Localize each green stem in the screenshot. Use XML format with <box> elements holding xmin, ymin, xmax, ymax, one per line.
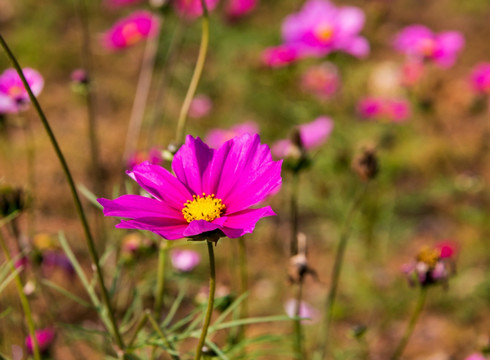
<box><xmin>146</xmin><ymin>310</ymin><xmax>180</xmax><ymax>360</ymax></box>
<box><xmin>0</xmin><ymin>34</ymin><xmax>125</xmax><ymax>353</ymax></box>
<box><xmin>154</xmin><ymin>242</ymin><xmax>168</xmax><ymax>316</ymax></box>
<box><xmin>238</xmin><ymin>236</ymin><xmax>248</xmax><ymax>342</ymax></box>
<box><xmin>290</xmin><ymin>171</ymin><xmax>300</xmax><ymax>256</ymax></box>
<box><xmin>293</xmin><ymin>280</ymin><xmax>304</xmax><ymax>359</ymax></box>
<box><xmin>0</xmin><ymin>231</ymin><xmax>41</xmax><ymax>360</ymax></box>
<box><xmin>175</xmin><ymin>0</ymin><xmax>209</xmax><ymax>145</ymax></box>
<box><xmin>194</xmin><ymin>240</ymin><xmax>216</xmax><ymax>360</ymax></box>
<box><xmin>391</xmin><ymin>287</ymin><xmax>428</xmax><ymax>360</ymax></box>
<box><xmin>320</xmin><ymin>183</ymin><xmax>369</xmax><ymax>359</ymax></box>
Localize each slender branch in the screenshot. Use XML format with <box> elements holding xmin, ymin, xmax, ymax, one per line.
<box><xmin>391</xmin><ymin>287</ymin><xmax>428</xmax><ymax>360</ymax></box>
<box><xmin>194</xmin><ymin>240</ymin><xmax>216</xmax><ymax>360</ymax></box>
<box><xmin>293</xmin><ymin>281</ymin><xmax>304</xmax><ymax>359</ymax></box>
<box><xmin>237</xmin><ymin>236</ymin><xmax>248</xmax><ymax>342</ymax></box>
<box><xmin>146</xmin><ymin>310</ymin><xmax>180</xmax><ymax>360</ymax></box>
<box><xmin>175</xmin><ymin>0</ymin><xmax>209</xmax><ymax>145</ymax></box>
<box><xmin>0</xmin><ymin>34</ymin><xmax>125</xmax><ymax>353</ymax></box>
<box><xmin>290</xmin><ymin>171</ymin><xmax>300</xmax><ymax>256</ymax></box>
<box><xmin>0</xmin><ymin>230</ymin><xmax>41</xmax><ymax>360</ymax></box>
<box><xmin>154</xmin><ymin>242</ymin><xmax>168</xmax><ymax>316</ymax></box>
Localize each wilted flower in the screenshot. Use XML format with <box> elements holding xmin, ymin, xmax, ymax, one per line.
<box><xmin>189</xmin><ymin>94</ymin><xmax>213</xmax><ymax>119</ymax></box>
<box><xmin>0</xmin><ymin>68</ymin><xmax>43</xmax><ymax>114</ymax></box>
<box><xmin>205</xmin><ymin>121</ymin><xmax>259</xmax><ymax>148</ymax></box>
<box><xmin>357</xmin><ymin>97</ymin><xmax>411</xmax><ymax>123</ymax></box>
<box><xmin>266</xmin><ymin>0</ymin><xmax>369</xmax><ymax>65</ymax></box>
<box><xmin>301</xmin><ymin>62</ymin><xmax>340</xmax><ymax>99</ymax></box>
<box><xmin>226</xmin><ymin>0</ymin><xmax>257</xmax><ymax>21</ymax></box>
<box><xmin>171</xmin><ymin>249</ymin><xmax>201</xmax><ymax>272</ymax></box>
<box><xmin>284</xmin><ymin>299</ymin><xmax>319</xmax><ymax>324</ymax></box>
<box><xmin>393</xmin><ymin>25</ymin><xmax>465</xmax><ymax>68</ymax></box>
<box><xmin>174</xmin><ymin>0</ymin><xmax>219</xmax><ymax>20</ymax></box>
<box><xmin>101</xmin><ymin>11</ymin><xmax>160</xmax><ymax>51</ymax></box>
<box><xmin>99</xmin><ymin>134</ymin><xmax>282</xmax><ymax>241</ymax></box>
<box><xmin>25</xmin><ymin>328</ymin><xmax>55</xmax><ymax>354</ymax></box>
<box><xmin>272</xmin><ymin>116</ymin><xmax>334</xmax><ymax>159</ymax></box>
<box><xmin>127</xmin><ymin>147</ymin><xmax>163</xmax><ymax>171</ymax></box>
<box><xmin>402</xmin><ymin>242</ymin><xmax>457</xmax><ymax>287</ymax></box>
<box><xmin>469</xmin><ymin>63</ymin><xmax>490</xmax><ymax>94</ymax></box>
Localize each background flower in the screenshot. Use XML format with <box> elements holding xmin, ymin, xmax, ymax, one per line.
<box><xmin>171</xmin><ymin>249</ymin><xmax>201</xmax><ymax>271</ymax></box>
<box><xmin>25</xmin><ymin>328</ymin><xmax>55</xmax><ymax>354</ymax></box>
<box><xmin>301</xmin><ymin>62</ymin><xmax>340</xmax><ymax>99</ymax></box>
<box><xmin>470</xmin><ymin>62</ymin><xmax>490</xmax><ymax>94</ymax></box>
<box><xmin>0</xmin><ymin>68</ymin><xmax>43</xmax><ymax>114</ymax></box>
<box><xmin>205</xmin><ymin>121</ymin><xmax>259</xmax><ymax>148</ymax></box>
<box><xmin>174</xmin><ymin>0</ymin><xmax>220</xmax><ymax>20</ymax></box>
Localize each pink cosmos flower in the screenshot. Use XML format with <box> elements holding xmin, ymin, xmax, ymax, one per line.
<box><xmin>171</xmin><ymin>249</ymin><xmax>201</xmax><ymax>271</ymax></box>
<box><xmin>465</xmin><ymin>354</ymin><xmax>486</xmax><ymax>360</ymax></box>
<box><xmin>284</xmin><ymin>299</ymin><xmax>319</xmax><ymax>324</ymax></box>
<box><xmin>279</xmin><ymin>0</ymin><xmax>369</xmax><ymax>61</ymax></box>
<box><xmin>98</xmin><ymin>134</ymin><xmax>282</xmax><ymax>240</ymax></box>
<box><xmin>357</xmin><ymin>97</ymin><xmax>411</xmax><ymax>123</ymax></box>
<box><xmin>261</xmin><ymin>45</ymin><xmax>300</xmax><ymax>68</ymax></box>
<box><xmin>393</xmin><ymin>25</ymin><xmax>465</xmax><ymax>68</ymax></box>
<box><xmin>400</xmin><ymin>60</ymin><xmax>425</xmax><ymax>87</ymax></box>
<box><xmin>101</xmin><ymin>11</ymin><xmax>160</xmax><ymax>51</ymax></box>
<box><xmin>127</xmin><ymin>147</ymin><xmax>163</xmax><ymax>171</ymax></box>
<box><xmin>174</xmin><ymin>0</ymin><xmax>220</xmax><ymax>20</ymax></box>
<box><xmin>272</xmin><ymin>116</ymin><xmax>334</xmax><ymax>158</ymax></box>
<box><xmin>205</xmin><ymin>121</ymin><xmax>259</xmax><ymax>148</ymax></box>
<box><xmin>226</xmin><ymin>0</ymin><xmax>257</xmax><ymax>21</ymax></box>
<box><xmin>104</xmin><ymin>0</ymin><xmax>144</xmax><ymax>8</ymax></box>
<box><xmin>469</xmin><ymin>63</ymin><xmax>490</xmax><ymax>94</ymax></box>
<box><xmin>189</xmin><ymin>94</ymin><xmax>213</xmax><ymax>118</ymax></box>
<box><xmin>25</xmin><ymin>328</ymin><xmax>55</xmax><ymax>354</ymax></box>
<box><xmin>301</xmin><ymin>62</ymin><xmax>340</xmax><ymax>99</ymax></box>
<box><xmin>0</xmin><ymin>68</ymin><xmax>44</xmax><ymax>114</ymax></box>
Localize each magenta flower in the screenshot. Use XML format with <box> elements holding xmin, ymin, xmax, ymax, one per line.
<box><xmin>25</xmin><ymin>328</ymin><xmax>55</xmax><ymax>354</ymax></box>
<box><xmin>393</xmin><ymin>25</ymin><xmax>465</xmax><ymax>68</ymax></box>
<box><xmin>174</xmin><ymin>0</ymin><xmax>220</xmax><ymax>20</ymax></box>
<box><xmin>400</xmin><ymin>60</ymin><xmax>425</xmax><ymax>87</ymax></box>
<box><xmin>127</xmin><ymin>147</ymin><xmax>163</xmax><ymax>171</ymax></box>
<box><xmin>279</xmin><ymin>0</ymin><xmax>369</xmax><ymax>61</ymax></box>
<box><xmin>101</xmin><ymin>11</ymin><xmax>160</xmax><ymax>51</ymax></box>
<box><xmin>465</xmin><ymin>354</ymin><xmax>486</xmax><ymax>360</ymax></box>
<box><xmin>98</xmin><ymin>134</ymin><xmax>282</xmax><ymax>240</ymax></box>
<box><xmin>171</xmin><ymin>249</ymin><xmax>201</xmax><ymax>271</ymax></box>
<box><xmin>284</xmin><ymin>299</ymin><xmax>319</xmax><ymax>324</ymax></box>
<box><xmin>261</xmin><ymin>45</ymin><xmax>300</xmax><ymax>68</ymax></box>
<box><xmin>205</xmin><ymin>121</ymin><xmax>259</xmax><ymax>148</ymax></box>
<box><xmin>189</xmin><ymin>94</ymin><xmax>213</xmax><ymax>119</ymax></box>
<box><xmin>357</xmin><ymin>97</ymin><xmax>411</xmax><ymax>123</ymax></box>
<box><xmin>272</xmin><ymin>116</ymin><xmax>334</xmax><ymax>158</ymax></box>
<box><xmin>226</xmin><ymin>0</ymin><xmax>257</xmax><ymax>21</ymax></box>
<box><xmin>301</xmin><ymin>62</ymin><xmax>340</xmax><ymax>99</ymax></box>
<box><xmin>470</xmin><ymin>63</ymin><xmax>490</xmax><ymax>94</ymax></box>
<box><xmin>0</xmin><ymin>68</ymin><xmax>44</xmax><ymax>114</ymax></box>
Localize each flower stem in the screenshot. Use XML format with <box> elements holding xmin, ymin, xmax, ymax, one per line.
<box><xmin>145</xmin><ymin>309</ymin><xmax>180</xmax><ymax>360</ymax></box>
<box><xmin>238</xmin><ymin>236</ymin><xmax>248</xmax><ymax>341</ymax></box>
<box><xmin>0</xmin><ymin>230</ymin><xmax>41</xmax><ymax>360</ymax></box>
<box><xmin>175</xmin><ymin>0</ymin><xmax>209</xmax><ymax>145</ymax></box>
<box><xmin>290</xmin><ymin>171</ymin><xmax>300</xmax><ymax>256</ymax></box>
<box><xmin>0</xmin><ymin>34</ymin><xmax>125</xmax><ymax>353</ymax></box>
<box><xmin>320</xmin><ymin>183</ymin><xmax>369</xmax><ymax>359</ymax></box>
<box><xmin>293</xmin><ymin>280</ymin><xmax>304</xmax><ymax>359</ymax></box>
<box><xmin>391</xmin><ymin>287</ymin><xmax>428</xmax><ymax>360</ymax></box>
<box><xmin>194</xmin><ymin>240</ymin><xmax>216</xmax><ymax>360</ymax></box>
<box><xmin>154</xmin><ymin>241</ymin><xmax>168</xmax><ymax>316</ymax></box>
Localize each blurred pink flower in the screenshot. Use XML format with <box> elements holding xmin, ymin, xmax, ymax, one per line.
<box><xmin>261</xmin><ymin>45</ymin><xmax>300</xmax><ymax>68</ymax></box>
<box><xmin>174</xmin><ymin>0</ymin><xmax>219</xmax><ymax>20</ymax></box>
<box><xmin>393</xmin><ymin>25</ymin><xmax>464</xmax><ymax>68</ymax></box>
<box><xmin>70</xmin><ymin>68</ymin><xmax>89</xmax><ymax>85</ymax></box>
<box><xmin>189</xmin><ymin>94</ymin><xmax>213</xmax><ymax>118</ymax></box>
<box><xmin>301</xmin><ymin>62</ymin><xmax>340</xmax><ymax>99</ymax></box>
<box><xmin>104</xmin><ymin>0</ymin><xmax>144</xmax><ymax>8</ymax></box>
<box><xmin>25</xmin><ymin>328</ymin><xmax>55</xmax><ymax>354</ymax></box>
<box><xmin>284</xmin><ymin>299</ymin><xmax>319</xmax><ymax>324</ymax></box>
<box><xmin>226</xmin><ymin>0</ymin><xmax>257</xmax><ymax>21</ymax></box>
<box><xmin>42</xmin><ymin>251</ymin><xmax>75</xmax><ymax>278</ymax></box>
<box><xmin>101</xmin><ymin>11</ymin><xmax>160</xmax><ymax>51</ymax></box>
<box><xmin>465</xmin><ymin>354</ymin><xmax>486</xmax><ymax>360</ymax></box>
<box><xmin>435</xmin><ymin>240</ymin><xmax>457</xmax><ymax>259</ymax></box>
<box><xmin>0</xmin><ymin>68</ymin><xmax>44</xmax><ymax>114</ymax></box>
<box><xmin>272</xmin><ymin>116</ymin><xmax>334</xmax><ymax>158</ymax></box>
<box><xmin>205</xmin><ymin>121</ymin><xmax>259</xmax><ymax>148</ymax></box>
<box><xmin>127</xmin><ymin>147</ymin><xmax>163</xmax><ymax>171</ymax></box>
<box><xmin>171</xmin><ymin>249</ymin><xmax>201</xmax><ymax>272</ymax></box>
<box><xmin>276</xmin><ymin>0</ymin><xmax>369</xmax><ymax>62</ymax></box>
<box><xmin>400</xmin><ymin>60</ymin><xmax>425</xmax><ymax>87</ymax></box>
<box><xmin>469</xmin><ymin>63</ymin><xmax>490</xmax><ymax>94</ymax></box>
<box><xmin>357</xmin><ymin>97</ymin><xmax>411</xmax><ymax>123</ymax></box>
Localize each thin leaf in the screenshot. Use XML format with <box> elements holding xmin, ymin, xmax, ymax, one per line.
<box><xmin>41</xmin><ymin>279</ymin><xmax>93</xmax><ymax>308</ymax></box>
<box><xmin>77</xmin><ymin>184</ymin><xmax>102</xmax><ymax>209</ymax></box>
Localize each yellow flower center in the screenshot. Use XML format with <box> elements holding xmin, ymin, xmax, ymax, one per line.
<box><xmin>419</xmin><ymin>38</ymin><xmax>436</xmax><ymax>57</ymax></box>
<box><xmin>314</xmin><ymin>23</ymin><xmax>334</xmax><ymax>43</ymax></box>
<box><xmin>182</xmin><ymin>193</ymin><xmax>226</xmax><ymax>223</ymax></box>
<box><xmin>416</xmin><ymin>246</ymin><xmax>440</xmax><ymax>268</ymax></box>
<box><xmin>8</xmin><ymin>85</ymin><xmax>23</xmax><ymax>98</ymax></box>
<box><xmin>122</xmin><ymin>23</ymin><xmax>142</xmax><ymax>46</ymax></box>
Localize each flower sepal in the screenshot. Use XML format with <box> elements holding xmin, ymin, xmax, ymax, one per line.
<box><xmin>186</xmin><ymin>229</ymin><xmax>225</xmax><ymax>244</ymax></box>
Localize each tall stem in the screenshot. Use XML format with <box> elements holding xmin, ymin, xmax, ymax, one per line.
<box><xmin>293</xmin><ymin>280</ymin><xmax>304</xmax><ymax>359</ymax></box>
<box><xmin>0</xmin><ymin>231</ymin><xmax>41</xmax><ymax>360</ymax></box>
<box><xmin>175</xmin><ymin>0</ymin><xmax>209</xmax><ymax>145</ymax></box>
<box><xmin>0</xmin><ymin>35</ymin><xmax>125</xmax><ymax>353</ymax></box>
<box><xmin>237</xmin><ymin>236</ymin><xmax>248</xmax><ymax>342</ymax></box>
<box><xmin>154</xmin><ymin>241</ymin><xmax>168</xmax><ymax>316</ymax></box>
<box><xmin>391</xmin><ymin>287</ymin><xmax>428</xmax><ymax>360</ymax></box>
<box><xmin>290</xmin><ymin>171</ymin><xmax>300</xmax><ymax>256</ymax></box>
<box><xmin>194</xmin><ymin>240</ymin><xmax>216</xmax><ymax>360</ymax></box>
<box><xmin>320</xmin><ymin>183</ymin><xmax>368</xmax><ymax>359</ymax></box>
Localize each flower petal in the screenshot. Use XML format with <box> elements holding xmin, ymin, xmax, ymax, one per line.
<box><xmin>182</xmin><ymin>218</ymin><xmax>226</xmax><ymax>237</ymax></box>
<box><xmin>116</xmin><ymin>217</ymin><xmax>187</xmax><ymax>240</ymax></box>
<box><xmin>220</xmin><ymin>206</ymin><xmax>276</xmax><ymax>238</ymax></box>
<box><xmin>129</xmin><ymin>162</ymin><xmax>192</xmax><ymax>210</ymax></box>
<box><xmin>98</xmin><ymin>195</ymin><xmax>182</xmax><ymax>220</ymax></box>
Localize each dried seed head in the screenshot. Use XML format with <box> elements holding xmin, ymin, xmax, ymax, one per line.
<box><xmin>352</xmin><ymin>145</ymin><xmax>379</xmax><ymax>181</ymax></box>
<box><xmin>0</xmin><ymin>186</ymin><xmax>28</xmax><ymax>217</ymax></box>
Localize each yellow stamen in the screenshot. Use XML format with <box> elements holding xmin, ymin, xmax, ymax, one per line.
<box><xmin>419</xmin><ymin>38</ymin><xmax>436</xmax><ymax>57</ymax></box>
<box><xmin>416</xmin><ymin>246</ymin><xmax>440</xmax><ymax>268</ymax></box>
<box><xmin>314</xmin><ymin>23</ymin><xmax>334</xmax><ymax>43</ymax></box>
<box><xmin>182</xmin><ymin>193</ymin><xmax>226</xmax><ymax>223</ymax></box>
<box><xmin>8</xmin><ymin>85</ymin><xmax>23</xmax><ymax>97</ymax></box>
<box><xmin>122</xmin><ymin>23</ymin><xmax>142</xmax><ymax>46</ymax></box>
